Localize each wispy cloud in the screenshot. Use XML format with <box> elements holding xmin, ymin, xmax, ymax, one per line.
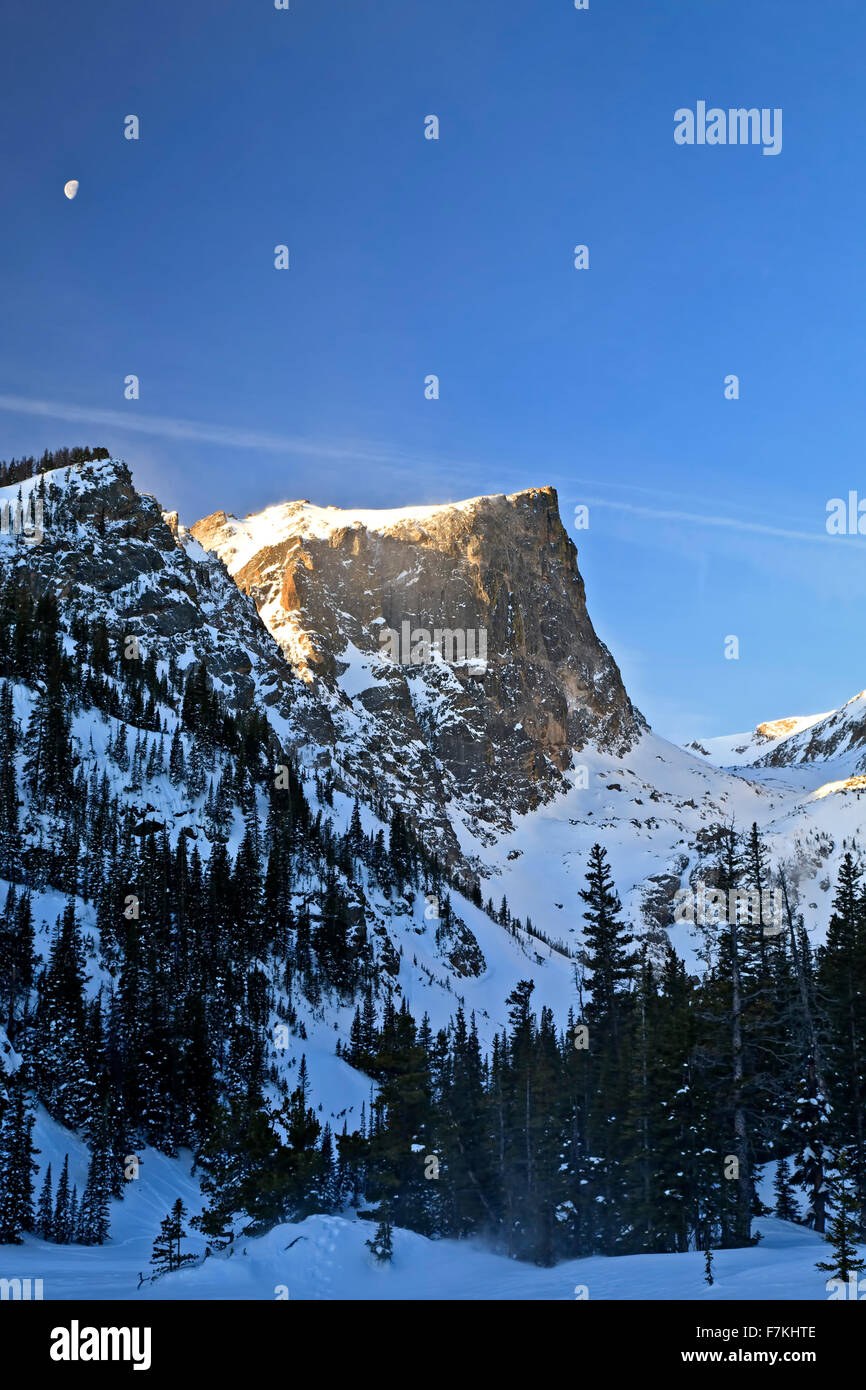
<box><xmin>0</xmin><ymin>395</ymin><xmax>848</xmax><ymax>549</ymax></box>
<box><xmin>0</xmin><ymin>393</ymin><xmax>429</xmax><ymax>471</ymax></box>
<box><xmin>578</xmin><ymin>496</ymin><xmax>839</xmax><ymax>546</ymax></box>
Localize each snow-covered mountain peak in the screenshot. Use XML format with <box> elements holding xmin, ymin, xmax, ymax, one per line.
<box><xmin>688</xmin><ymin>688</ymin><xmax>866</xmax><ymax>774</ymax></box>
<box><xmin>686</xmin><ymin>711</ymin><xmax>832</xmax><ymax>769</ymax></box>
<box><xmin>195</xmin><ymin>486</ymin><xmax>563</xmax><ymax>570</ymax></box>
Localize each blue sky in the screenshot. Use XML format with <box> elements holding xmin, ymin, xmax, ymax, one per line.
<box><xmin>1</xmin><ymin>0</ymin><xmax>865</xmax><ymax>742</ymax></box>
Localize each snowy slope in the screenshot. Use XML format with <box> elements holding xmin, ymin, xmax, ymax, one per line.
<box><xmin>3</xmin><ymin>1110</ymin><xmax>852</xmax><ymax>1301</ymax></box>
<box><xmin>6</xmin><ymin>1212</ymin><xmax>845</xmax><ymax>1302</ymax></box>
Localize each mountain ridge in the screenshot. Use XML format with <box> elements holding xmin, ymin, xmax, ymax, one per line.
<box><xmin>14</xmin><ymin>455</ymin><xmax>856</xmax><ymax>949</ymax></box>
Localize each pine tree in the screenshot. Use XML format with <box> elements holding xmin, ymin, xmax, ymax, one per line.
<box><xmin>23</xmin><ymin>679</ymin><xmax>75</xmax><ymax>808</ymax></box>
<box><xmin>167</xmin><ymin>1197</ymin><xmax>195</xmax><ymax>1268</ymax></box>
<box><xmin>36</xmin><ymin>1163</ymin><xmax>54</xmax><ymax>1239</ymax></box>
<box><xmin>579</xmin><ymin>844</ymin><xmax>637</xmax><ymax>1045</ymax></box>
<box><xmin>0</xmin><ymin>680</ymin><xmax>20</xmax><ymax>875</ymax></box>
<box><xmin>577</xmin><ymin>846</ymin><xmax>638</xmax><ymax>1256</ymax></box>
<box><xmin>35</xmin><ymin>901</ymin><xmax>92</xmax><ymax>1127</ymax></box>
<box><xmin>0</xmin><ymin>886</ymin><xmax>35</xmax><ymax>1046</ymax></box>
<box><xmin>78</xmin><ymin>1135</ymin><xmax>112</xmax><ymax>1245</ymax></box>
<box><xmin>741</xmin><ymin>821</ymin><xmax>772</xmax><ymax>982</ymax></box>
<box><xmin>702</xmin><ymin>822</ymin><xmax>756</xmax><ymax>1249</ymax></box>
<box><xmin>68</xmin><ymin>1185</ymin><xmax>79</xmax><ymax>1243</ymax></box>
<box><xmin>388</xmin><ymin>808</ymin><xmax>413</xmax><ymax>892</ymax></box>
<box><xmin>111</xmin><ymin>723</ymin><xmax>129</xmax><ymax>772</ymax></box>
<box><xmin>314</xmin><ymin>1123</ymin><xmax>341</xmax><ymax>1213</ymax></box>
<box><xmin>0</xmin><ymin>1079</ymin><xmax>38</xmax><ymax>1242</ymax></box>
<box><xmin>789</xmin><ymin>1058</ymin><xmax>832</xmax><ymax>1234</ymax></box>
<box><xmin>773</xmin><ymin>1157</ymin><xmax>798</xmax><ymax>1223</ymax></box>
<box><xmin>816</xmin><ymin>1151</ymin><xmax>866</xmax><ymax>1283</ymax></box>
<box><xmin>151</xmin><ymin>1211</ymin><xmax>177</xmax><ymax>1274</ymax></box>
<box><xmin>151</xmin><ymin>1198</ymin><xmax>195</xmax><ymax>1274</ymax></box>
<box><xmin>348</xmin><ymin>799</ymin><xmax>363</xmax><ymax>852</ymax></box>
<box><xmin>817</xmin><ymin>855</ymin><xmax>866</xmax><ymax>1237</ymax></box>
<box><xmin>168</xmin><ymin>727</ymin><xmax>186</xmax><ymax>784</ymax></box>
<box><xmin>53</xmin><ymin>1153</ymin><xmax>72</xmax><ymax>1244</ymax></box>
<box><xmin>366</xmin><ymin>1216</ymin><xmax>393</xmax><ymax>1264</ymax></box>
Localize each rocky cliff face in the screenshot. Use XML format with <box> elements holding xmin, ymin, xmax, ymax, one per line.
<box><xmin>192</xmin><ymin>487</ymin><xmax>645</xmax><ymax>860</ymax></box>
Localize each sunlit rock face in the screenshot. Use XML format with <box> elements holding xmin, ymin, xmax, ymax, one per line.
<box><xmin>192</xmin><ymin>486</ymin><xmax>645</xmax><ymax>865</ymax></box>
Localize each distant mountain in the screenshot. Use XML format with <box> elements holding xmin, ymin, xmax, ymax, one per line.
<box><xmin>688</xmin><ymin>693</ymin><xmax>866</xmax><ymax>773</ymax></box>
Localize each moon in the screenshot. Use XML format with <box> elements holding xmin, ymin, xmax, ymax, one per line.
<box><xmin>64</xmin><ymin>180</ymin><xmax>79</xmax><ymax>200</ymax></box>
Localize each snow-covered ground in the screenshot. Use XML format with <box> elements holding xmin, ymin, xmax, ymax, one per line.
<box><xmin>1</xmin><ymin>1111</ymin><xmax>852</xmax><ymax>1301</ymax></box>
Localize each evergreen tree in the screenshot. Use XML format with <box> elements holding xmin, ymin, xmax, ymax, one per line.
<box><xmin>816</xmin><ymin>1151</ymin><xmax>866</xmax><ymax>1284</ymax></box>
<box><xmin>36</xmin><ymin>1163</ymin><xmax>54</xmax><ymax>1240</ymax></box>
<box><xmin>788</xmin><ymin>1058</ymin><xmax>832</xmax><ymax>1234</ymax></box>
<box><xmin>151</xmin><ymin>1198</ymin><xmax>195</xmax><ymax>1274</ymax></box>
<box><xmin>53</xmin><ymin>1153</ymin><xmax>72</xmax><ymax>1244</ymax></box>
<box><xmin>0</xmin><ymin>886</ymin><xmax>35</xmax><ymax>1046</ymax></box>
<box><xmin>817</xmin><ymin>855</ymin><xmax>866</xmax><ymax>1236</ymax></box>
<box><xmin>35</xmin><ymin>902</ymin><xmax>92</xmax><ymax>1127</ymax></box>
<box><xmin>68</xmin><ymin>1184</ymin><xmax>79</xmax><ymax>1243</ymax></box>
<box><xmin>168</xmin><ymin>727</ymin><xmax>186</xmax><ymax>784</ymax></box>
<box><xmin>577</xmin><ymin>846</ymin><xmax>638</xmax><ymax>1255</ymax></box>
<box><xmin>0</xmin><ymin>1079</ymin><xmax>38</xmax><ymax>1242</ymax></box>
<box><xmin>366</xmin><ymin>1215</ymin><xmax>393</xmax><ymax>1264</ymax></box>
<box><xmin>579</xmin><ymin>844</ymin><xmax>637</xmax><ymax>1044</ymax></box>
<box><xmin>23</xmin><ymin>680</ymin><xmax>75</xmax><ymax>809</ymax></box>
<box><xmin>773</xmin><ymin>1157</ymin><xmax>799</xmax><ymax>1223</ymax></box>
<box><xmin>0</xmin><ymin>680</ymin><xmax>20</xmax><ymax>875</ymax></box>
<box><xmin>78</xmin><ymin>1133</ymin><xmax>112</xmax><ymax>1245</ymax></box>
<box><xmin>701</xmin><ymin>823</ymin><xmax>757</xmax><ymax>1248</ymax></box>
<box><xmin>704</xmin><ymin>1240</ymin><xmax>714</xmax><ymax>1287</ymax></box>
